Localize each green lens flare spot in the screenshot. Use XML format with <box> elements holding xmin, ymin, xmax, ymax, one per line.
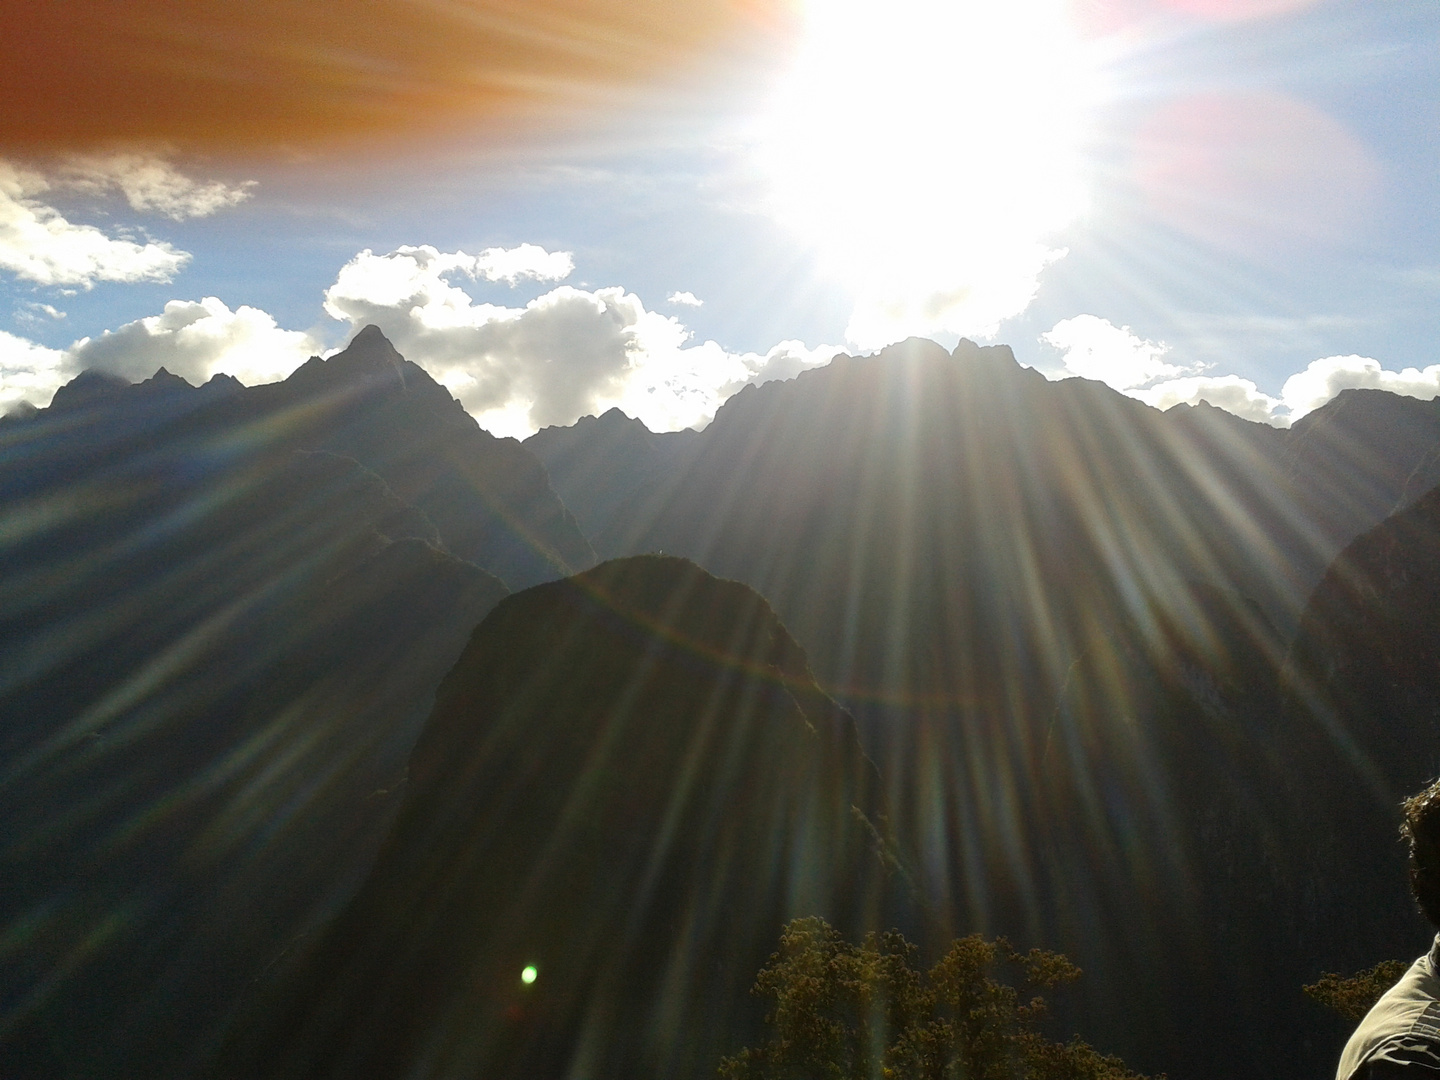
<box><xmin>521</xmin><ymin>965</ymin><xmax>538</xmax><ymax>985</ymax></box>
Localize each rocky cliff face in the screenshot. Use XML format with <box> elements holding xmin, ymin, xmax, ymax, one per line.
<box><xmin>1290</xmin><ymin>483</ymin><xmax>1440</xmax><ymax>760</ymax></box>
<box><xmin>236</xmin><ymin>555</ymin><xmax>907</xmax><ymax>1080</ymax></box>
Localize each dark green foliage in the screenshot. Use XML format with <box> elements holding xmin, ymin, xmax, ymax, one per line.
<box><xmin>1303</xmin><ymin>960</ymin><xmax>1410</xmax><ymax>1023</ymax></box>
<box><xmin>720</xmin><ymin>918</ymin><xmax>1156</xmax><ymax>1080</ymax></box>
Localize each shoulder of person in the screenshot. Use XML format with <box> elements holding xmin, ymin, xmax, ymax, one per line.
<box><xmin>1359</xmin><ymin>1034</ymin><xmax>1440</xmax><ymax>1078</ymax></box>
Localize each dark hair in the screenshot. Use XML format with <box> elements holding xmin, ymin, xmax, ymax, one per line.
<box><xmin>1402</xmin><ymin>780</ymin><xmax>1440</xmax><ymax>929</ymax></box>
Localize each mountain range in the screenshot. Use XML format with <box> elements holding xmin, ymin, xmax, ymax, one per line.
<box><xmin>3</xmin><ymin>327</ymin><xmax>1440</xmax><ymax>1079</ymax></box>
<box><xmin>524</xmin><ymin>336</ymin><xmax>1440</xmax><ymax>1076</ymax></box>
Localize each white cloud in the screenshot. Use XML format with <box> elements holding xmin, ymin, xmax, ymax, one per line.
<box><xmin>848</xmin><ymin>243</ymin><xmax>1065</xmax><ymax>349</ymax></box>
<box><xmin>1041</xmin><ymin>315</ymin><xmax>1186</xmax><ymax>390</ymax></box>
<box><xmin>1040</xmin><ymin>316</ymin><xmax>1440</xmax><ymax>427</ymax></box>
<box><xmin>740</xmin><ymin>340</ymin><xmax>839</xmax><ymax>388</ymax></box>
<box><xmin>15</xmin><ymin>301</ymin><xmax>67</xmax><ymax>324</ymax></box>
<box><xmin>1280</xmin><ymin>354</ymin><xmax>1440</xmax><ymax>420</ymax></box>
<box><xmin>1040</xmin><ymin>314</ymin><xmax>1291</xmax><ymax>424</ymax></box>
<box><xmin>323</xmin><ymin>245</ymin><xmax>836</xmax><ymax>436</ymax></box>
<box><xmin>1137</xmin><ymin>375</ymin><xmax>1285</xmax><ymax>425</ymax></box>
<box><xmin>61</xmin><ymin>155</ymin><xmax>255</xmax><ymax>220</ymax></box>
<box><xmin>69</xmin><ymin>297</ymin><xmax>322</xmax><ymax>386</ymax></box>
<box><xmin>0</xmin><ymin>161</ymin><xmax>188</xmax><ymax>287</ymax></box>
<box><xmin>0</xmin><ymin>330</ymin><xmax>68</xmax><ymax>414</ymax></box>
<box><xmin>324</xmin><ymin>244</ymin><xmax>571</xmax><ymax>306</ymax></box>
<box><xmin>667</xmin><ymin>291</ymin><xmax>703</xmax><ymax>307</ymax></box>
<box><xmin>473</xmin><ymin>243</ymin><xmax>574</xmax><ymax>285</ymax></box>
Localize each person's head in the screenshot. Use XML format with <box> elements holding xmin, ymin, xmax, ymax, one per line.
<box><xmin>1402</xmin><ymin>779</ymin><xmax>1440</xmax><ymax>928</ymax></box>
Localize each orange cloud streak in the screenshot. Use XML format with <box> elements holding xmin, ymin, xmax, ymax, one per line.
<box><xmin>0</xmin><ymin>0</ymin><xmax>796</xmax><ymax>156</ymax></box>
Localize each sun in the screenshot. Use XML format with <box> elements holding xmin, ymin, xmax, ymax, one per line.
<box><xmin>753</xmin><ymin>0</ymin><xmax>1102</xmax><ymax>347</ymax></box>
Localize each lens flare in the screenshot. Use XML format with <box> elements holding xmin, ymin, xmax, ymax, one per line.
<box><xmin>1130</xmin><ymin>91</ymin><xmax>1380</xmax><ymax>256</ymax></box>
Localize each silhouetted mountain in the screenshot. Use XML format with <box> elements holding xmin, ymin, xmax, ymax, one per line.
<box><xmin>0</xmin><ymin>335</ymin><xmax>529</xmax><ymax>1077</ymax></box>
<box><xmin>47</xmin><ymin>366</ymin><xmax>131</xmax><ymax>411</ymax></box>
<box><xmin>9</xmin><ymin>326</ymin><xmax>1440</xmax><ymax>1080</ymax></box>
<box><xmin>533</xmin><ymin>338</ymin><xmax>1440</xmax><ymax>1079</ymax></box>
<box><xmin>232</xmin><ymin>556</ymin><xmax>907</xmax><ymax>1080</ymax></box>
<box><xmin>5</xmin><ymin>324</ymin><xmax>593</xmax><ymax>590</ymax></box>
<box><xmin>525</xmin><ymin>406</ymin><xmax>699</xmax><ymax>549</ymax></box>
<box><xmin>0</xmin><ymin>399</ymin><xmax>38</xmax><ymax>423</ymax></box>
<box><xmin>590</xmin><ymin>342</ymin><xmax>1437</xmax><ymax>687</ymax></box>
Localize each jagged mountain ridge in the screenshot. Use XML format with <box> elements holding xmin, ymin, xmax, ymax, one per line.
<box><xmin>525</xmin><ymin>337</ymin><xmax>1440</xmax><ymax>1080</ymax></box>
<box><xmin>7</xmin><ymin>323</ymin><xmax>594</xmax><ymax>591</ymax></box>
<box><xmin>541</xmin><ymin>340</ymin><xmax>1438</xmax><ymax>656</ymax></box>
<box><xmin>526</xmin><ymin>406</ymin><xmax>700</xmax><ymax>546</ymax></box>
<box><xmin>528</xmin><ymin>338</ymin><xmax>1440</xmax><ymax>767</ymax></box>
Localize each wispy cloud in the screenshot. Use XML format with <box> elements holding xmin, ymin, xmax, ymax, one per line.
<box><xmin>0</xmin><ymin>161</ymin><xmax>188</xmax><ymax>287</ymax></box>
<box><xmin>15</xmin><ymin>301</ymin><xmax>67</xmax><ymax>324</ymax></box>
<box><xmin>59</xmin><ymin>154</ymin><xmax>255</xmax><ymax>220</ymax></box>
<box><xmin>667</xmin><ymin>291</ymin><xmax>703</xmax><ymax>307</ymax></box>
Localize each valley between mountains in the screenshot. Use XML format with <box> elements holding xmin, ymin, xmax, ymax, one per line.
<box><xmin>3</xmin><ymin>327</ymin><xmax>1439</xmax><ymax>1080</ymax></box>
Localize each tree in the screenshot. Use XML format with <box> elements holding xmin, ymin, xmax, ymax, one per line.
<box><xmin>1304</xmin><ymin>960</ymin><xmax>1410</xmax><ymax>1023</ymax></box>
<box><xmin>719</xmin><ymin>917</ymin><xmax>1158</xmax><ymax>1080</ymax></box>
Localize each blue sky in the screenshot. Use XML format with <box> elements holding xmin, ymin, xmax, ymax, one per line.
<box><xmin>2</xmin><ymin>0</ymin><xmax>1438</xmax><ymax>434</ymax></box>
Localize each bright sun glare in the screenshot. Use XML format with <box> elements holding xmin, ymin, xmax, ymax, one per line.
<box><xmin>757</xmin><ymin>0</ymin><xmax>1101</xmax><ymax>347</ymax></box>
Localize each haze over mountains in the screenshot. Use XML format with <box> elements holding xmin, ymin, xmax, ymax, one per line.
<box><xmin>3</xmin><ymin>327</ymin><xmax>1440</xmax><ymax>1080</ymax></box>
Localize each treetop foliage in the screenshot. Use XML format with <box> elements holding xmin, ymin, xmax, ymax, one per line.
<box><xmin>1303</xmin><ymin>959</ymin><xmax>1410</xmax><ymax>1023</ymax></box>
<box><xmin>719</xmin><ymin>917</ymin><xmax>1159</xmax><ymax>1080</ymax></box>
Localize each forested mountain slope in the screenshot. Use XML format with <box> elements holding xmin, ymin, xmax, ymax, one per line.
<box><xmin>231</xmin><ymin>556</ymin><xmax>909</xmax><ymax>1080</ymax></box>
